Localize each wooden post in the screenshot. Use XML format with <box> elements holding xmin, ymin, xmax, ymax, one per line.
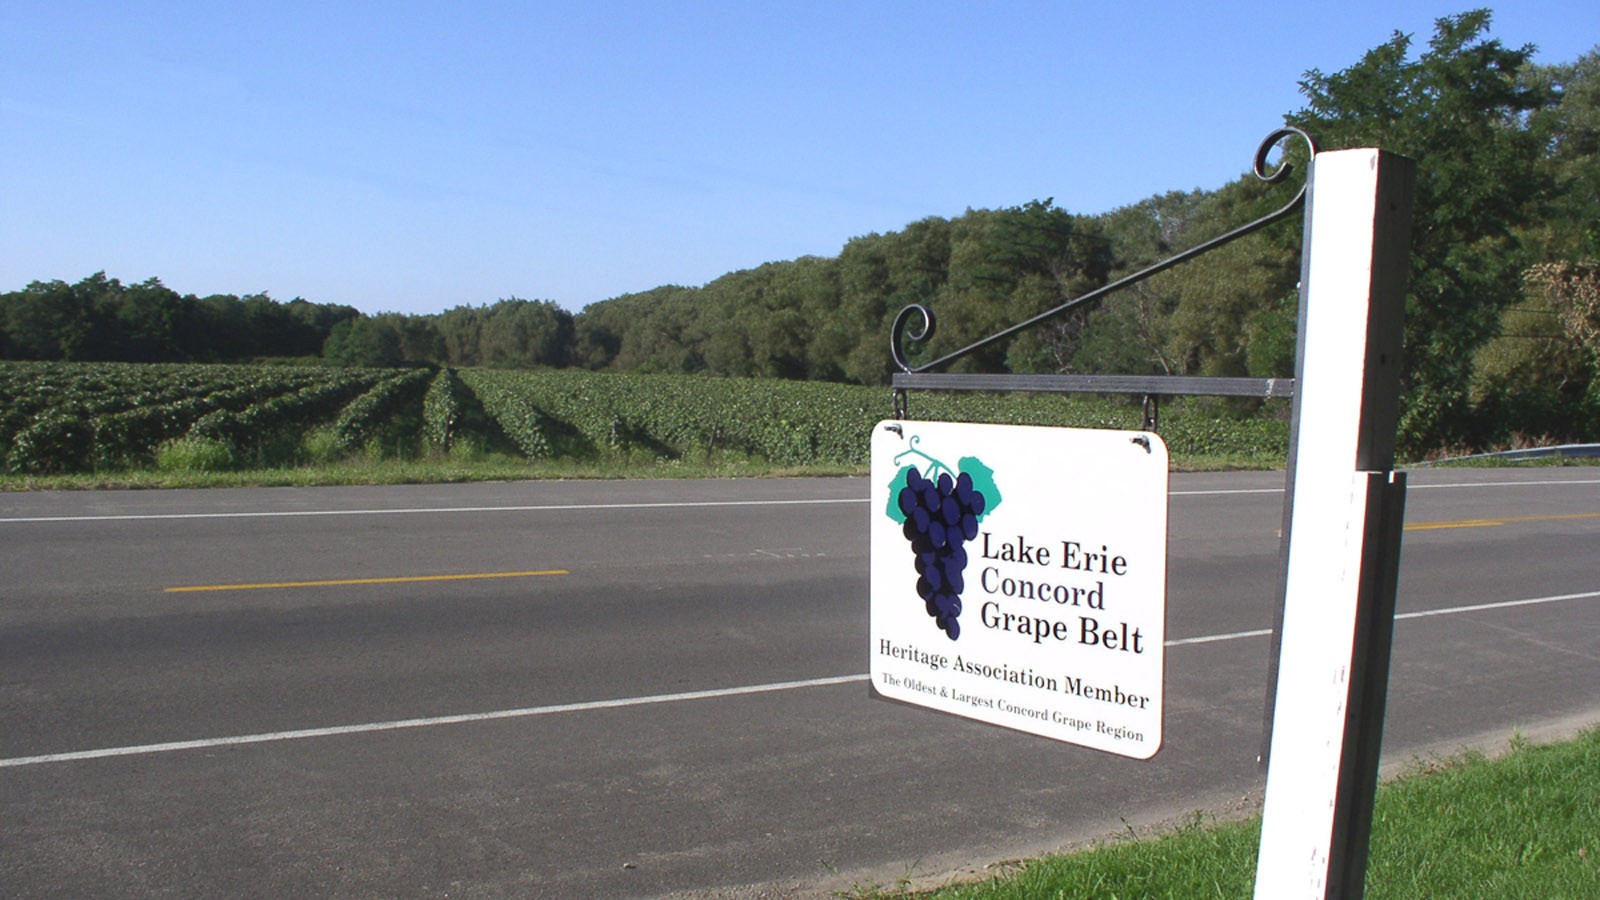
<box><xmin>1253</xmin><ymin>147</ymin><xmax>1415</xmax><ymax>899</ymax></box>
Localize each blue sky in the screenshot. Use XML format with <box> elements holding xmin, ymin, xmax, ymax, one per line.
<box><xmin>4</xmin><ymin>2</ymin><xmax>1596</xmax><ymax>316</ymax></box>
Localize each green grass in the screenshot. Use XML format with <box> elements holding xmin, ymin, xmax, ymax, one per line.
<box><xmin>851</xmin><ymin>728</ymin><xmax>1600</xmax><ymax>899</ymax></box>
<box><xmin>153</xmin><ymin>435</ymin><xmax>236</xmax><ymax>473</ymax></box>
<box><xmin>0</xmin><ymin>416</ymin><xmax>1295</xmax><ymax>491</ymax></box>
<box><xmin>7</xmin><ymin>449</ymin><xmax>1594</xmax><ymax>492</ymax></box>
<box><xmin>0</xmin><ymin>453</ymin><xmax>1291</xmax><ymax>492</ymax></box>
<box><xmin>1416</xmin><ymin>454</ymin><xmax>1600</xmax><ymax>469</ymax></box>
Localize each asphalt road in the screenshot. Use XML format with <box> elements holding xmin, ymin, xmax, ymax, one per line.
<box><xmin>2</xmin><ymin>469</ymin><xmax>1597</xmax><ymax>898</ymax></box>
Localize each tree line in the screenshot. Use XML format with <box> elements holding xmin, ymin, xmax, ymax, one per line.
<box><xmin>3</xmin><ymin>11</ymin><xmax>1596</xmax><ymax>455</ymax></box>
<box><xmin>1</xmin><ymin>273</ymin><xmax>360</xmax><ymax>363</ymax></box>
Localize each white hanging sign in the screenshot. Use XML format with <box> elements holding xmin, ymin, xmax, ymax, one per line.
<box><xmin>869</xmin><ymin>420</ymin><xmax>1169</xmax><ymax>758</ymax></box>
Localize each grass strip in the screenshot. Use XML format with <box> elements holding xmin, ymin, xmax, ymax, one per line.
<box><xmin>0</xmin><ymin>452</ymin><xmax>1296</xmax><ymax>492</ymax></box>
<box><xmin>857</xmin><ymin>727</ymin><xmax>1599</xmax><ymax>899</ymax></box>
<box><xmin>6</xmin><ymin>452</ymin><xmax>1595</xmax><ymax>492</ymax></box>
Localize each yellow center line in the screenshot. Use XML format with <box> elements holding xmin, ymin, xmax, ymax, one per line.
<box><xmin>166</xmin><ymin>570</ymin><xmax>569</xmax><ymax>593</ymax></box>
<box><xmin>1405</xmin><ymin>512</ymin><xmax>1600</xmax><ymax>532</ymax></box>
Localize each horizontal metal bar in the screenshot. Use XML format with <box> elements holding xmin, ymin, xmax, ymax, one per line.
<box><xmin>891</xmin><ymin>373</ymin><xmax>1296</xmax><ymax>399</ymax></box>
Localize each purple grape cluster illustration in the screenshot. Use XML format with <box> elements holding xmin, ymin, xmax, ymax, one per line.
<box><xmin>897</xmin><ymin>466</ymin><xmax>988</xmax><ymax>639</ymax></box>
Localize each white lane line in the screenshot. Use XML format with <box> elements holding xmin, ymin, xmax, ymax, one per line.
<box><xmin>1408</xmin><ymin>478</ymin><xmax>1600</xmax><ymax>490</ymax></box>
<box><xmin>0</xmin><ymin>674</ymin><xmax>868</xmax><ymax>770</ymax></box>
<box><xmin>1393</xmin><ymin>589</ymin><xmax>1600</xmax><ymax>621</ymax></box>
<box><xmin>0</xmin><ymin>497</ymin><xmax>867</xmax><ymax>525</ymax></box>
<box><xmin>1167</xmin><ymin>628</ymin><xmax>1273</xmax><ymax>646</ymax></box>
<box><xmin>1164</xmin><ymin>589</ymin><xmax>1600</xmax><ymax>646</ymax></box>
<box><xmin>6</xmin><ymin>589</ymin><xmax>1594</xmax><ymax>770</ymax></box>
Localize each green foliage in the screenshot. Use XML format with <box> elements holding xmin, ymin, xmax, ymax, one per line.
<box><xmin>326</xmin><ymin>369</ymin><xmax>431</xmax><ymax>457</ymax></box>
<box><xmin>457</xmin><ymin>369</ymin><xmax>553</xmax><ymax>459</ymax></box>
<box><xmin>423</xmin><ymin>368</ymin><xmax>463</xmax><ymax>454</ymax></box>
<box><xmin>0</xmin><ymin>361</ymin><xmax>381</xmax><ymax>472</ymax></box>
<box><xmin>154</xmin><ymin>436</ymin><xmax>235</xmax><ymax>473</ymax></box>
<box><xmin>1291</xmin><ymin>10</ymin><xmax>1556</xmax><ymax>453</ymax></box>
<box><xmin>0</xmin><ymin>361</ymin><xmax>1293</xmax><ymax>476</ymax></box>
<box><xmin>1</xmin><ymin>273</ymin><xmax>357</xmax><ymax>363</ymax></box>
<box><xmin>927</xmin><ymin>202</ymin><xmax>1115</xmax><ymax>375</ymax></box>
<box><xmin>95</xmin><ymin>393</ymin><xmax>251</xmax><ymax>469</ymax></box>
<box><xmin>1244</xmin><ymin>292</ymin><xmax>1299</xmax><ymax>379</ymax></box>
<box><xmin>1523</xmin><ymin>49</ymin><xmax>1600</xmax><ymax>261</ymax></box>
<box><xmin>187</xmin><ymin>373</ymin><xmax>378</xmax><ymax>465</ymax></box>
<box><xmin>299</xmin><ymin>426</ymin><xmax>343</xmax><ymax>465</ymax></box>
<box><xmin>9</xmin><ymin>411</ymin><xmax>93</xmax><ymax>474</ymax></box>
<box><xmin>459</xmin><ymin>369</ymin><xmax>873</xmax><ymax>465</ymax></box>
<box><xmin>1470</xmin><ymin>261</ymin><xmax>1600</xmax><ymax>446</ymax></box>
<box><xmin>2</xmin><ymin>361</ymin><xmax>275</xmax><ymax>469</ymax></box>
<box><xmin>434</xmin><ymin>298</ymin><xmax>575</xmax><ymax>368</ymax></box>
<box><xmin>323</xmin><ymin>317</ymin><xmax>404</xmax><ymax>367</ymax></box>
<box><xmin>456</xmin><ymin>369</ymin><xmax>1286</xmax><ymax>467</ymax></box>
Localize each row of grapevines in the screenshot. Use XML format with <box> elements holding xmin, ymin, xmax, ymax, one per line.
<box><xmin>909</xmin><ymin>391</ymin><xmax>1289</xmax><ymax>458</ymax></box>
<box><xmin>1</xmin><ymin>361</ymin><xmax>1290</xmax><ymax>474</ymax></box>
<box><xmin>326</xmin><ymin>369</ymin><xmax>432</xmax><ymax>456</ymax></box>
<box><xmin>422</xmin><ymin>368</ymin><xmax>463</xmax><ymax>454</ymax></box>
<box><xmin>0</xmin><ymin>362</ymin><xmax>215</xmax><ymax>411</ymax></box>
<box><xmin>898</xmin><ymin>391</ymin><xmax>1288</xmax><ymax>458</ymax></box>
<box><xmin>1</xmin><ymin>362</ymin><xmax>386</xmax><ymax>473</ymax></box>
<box><xmin>457</xmin><ymin>370</ymin><xmax>887</xmax><ymax>465</ymax></box>
<box><xmin>187</xmin><ymin>371</ymin><xmax>386</xmax><ymax>463</ymax></box>
<box><xmin>7</xmin><ymin>414</ymin><xmax>96</xmax><ymax>474</ymax></box>
<box><xmin>1</xmin><ymin>362</ymin><xmax>306</xmax><ymax>451</ymax></box>
<box><xmin>91</xmin><ymin>378</ymin><xmax>329</xmax><ymax>469</ymax></box>
<box><xmin>456</xmin><ymin>369</ymin><xmax>552</xmax><ymax>459</ymax></box>
<box><xmin>1</xmin><ymin>361</ymin><xmax>322</xmax><ymax>412</ymax></box>
<box><xmin>6</xmin><ymin>369</ymin><xmax>334</xmax><ymax>473</ymax></box>
<box><xmin>461</xmin><ymin>370</ymin><xmax>1289</xmax><ymax>466</ymax></box>
<box><xmin>1156</xmin><ymin>411</ymin><xmax>1289</xmax><ymax>459</ymax></box>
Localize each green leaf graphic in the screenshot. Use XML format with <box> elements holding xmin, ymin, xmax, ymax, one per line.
<box><xmin>958</xmin><ymin>456</ymin><xmax>1001</xmax><ymax>520</ymax></box>
<box><xmin>885</xmin><ymin>464</ymin><xmax>915</xmax><ymax>523</ymax></box>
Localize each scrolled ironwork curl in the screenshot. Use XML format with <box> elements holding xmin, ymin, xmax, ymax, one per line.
<box><xmin>889</xmin><ymin>304</ymin><xmax>936</xmax><ymax>374</ymax></box>
<box><xmin>1252</xmin><ymin>126</ymin><xmax>1318</xmax><ymax>218</ymax></box>
<box><xmin>889</xmin><ymin>127</ymin><xmax>1318</xmax><ymax>376</ymax></box>
<box><xmin>1255</xmin><ymin>126</ymin><xmax>1317</xmax><ymax>184</ymax></box>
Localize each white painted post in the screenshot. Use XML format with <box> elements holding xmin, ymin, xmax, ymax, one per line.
<box><xmin>1253</xmin><ymin>148</ymin><xmax>1415</xmax><ymax>899</ymax></box>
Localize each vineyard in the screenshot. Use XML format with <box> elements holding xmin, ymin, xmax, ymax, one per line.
<box><xmin>0</xmin><ymin>362</ymin><xmax>1290</xmax><ymax>476</ymax></box>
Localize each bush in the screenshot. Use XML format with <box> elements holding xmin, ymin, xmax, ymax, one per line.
<box><xmin>300</xmin><ymin>426</ymin><xmax>342</xmax><ymax>465</ymax></box>
<box><xmin>155</xmin><ymin>436</ymin><xmax>235</xmax><ymax>472</ymax></box>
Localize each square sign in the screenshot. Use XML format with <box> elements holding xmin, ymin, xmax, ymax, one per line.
<box><xmin>870</xmin><ymin>420</ymin><xmax>1169</xmax><ymax>758</ymax></box>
